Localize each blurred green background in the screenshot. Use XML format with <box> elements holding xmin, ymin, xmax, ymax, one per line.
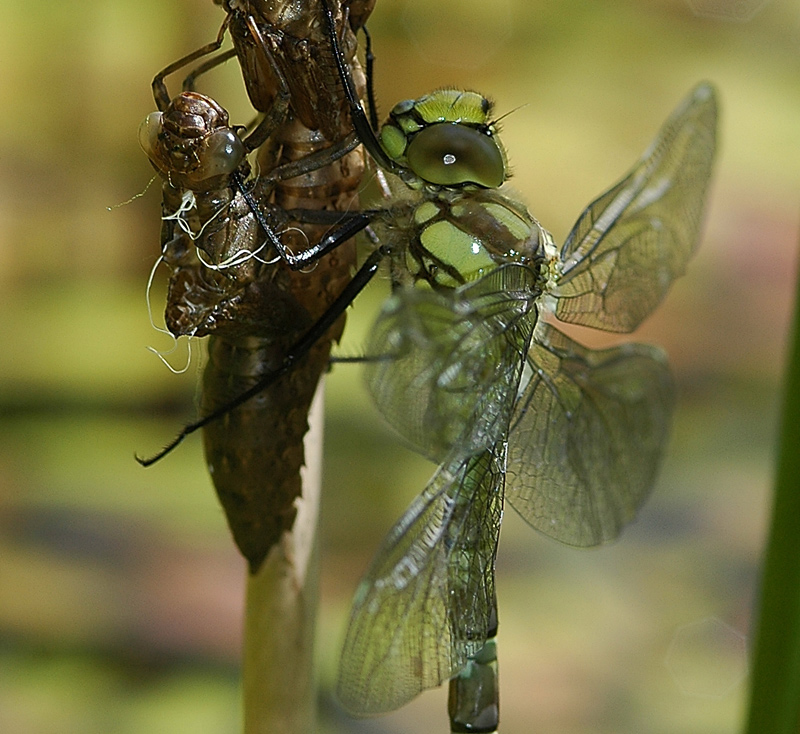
<box><xmin>1</xmin><ymin>0</ymin><xmax>798</xmax><ymax>732</ymax></box>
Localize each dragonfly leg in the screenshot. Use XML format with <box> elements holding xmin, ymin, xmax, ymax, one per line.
<box><xmin>232</xmin><ymin>169</ymin><xmax>374</xmax><ymax>271</ymax></box>
<box><xmin>319</xmin><ymin>0</ymin><xmax>399</xmax><ymax>175</ymax></box>
<box><xmin>360</xmin><ymin>25</ymin><xmax>379</xmax><ymax>130</ymax></box>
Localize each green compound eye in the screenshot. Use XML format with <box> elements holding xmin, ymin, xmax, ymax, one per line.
<box><xmin>405</xmin><ymin>123</ymin><xmax>505</xmax><ymax>188</ymax></box>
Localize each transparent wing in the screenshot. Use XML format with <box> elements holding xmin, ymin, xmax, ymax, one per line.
<box><xmin>365</xmin><ymin>263</ymin><xmax>537</xmax><ymax>462</ymax></box>
<box><xmin>551</xmin><ymin>82</ymin><xmax>717</xmax><ymax>333</ymax></box>
<box><xmin>505</xmin><ymin>323</ymin><xmax>675</xmax><ymax>546</ymax></box>
<box><xmin>336</xmin><ymin>446</ymin><xmax>504</xmax><ymax>715</ymax></box>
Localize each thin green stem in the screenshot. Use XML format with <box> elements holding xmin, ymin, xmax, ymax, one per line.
<box><xmin>743</xmin><ymin>240</ymin><xmax>800</xmax><ymax>734</ymax></box>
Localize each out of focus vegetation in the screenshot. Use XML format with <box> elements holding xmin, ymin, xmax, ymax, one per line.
<box><xmin>0</xmin><ymin>0</ymin><xmax>798</xmax><ymax>732</ymax></box>
<box><xmin>745</xmin><ymin>247</ymin><xmax>800</xmax><ymax>734</ymax></box>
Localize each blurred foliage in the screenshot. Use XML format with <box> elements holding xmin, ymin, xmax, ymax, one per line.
<box><xmin>0</xmin><ymin>0</ymin><xmax>798</xmax><ymax>732</ymax></box>
<box><xmin>744</xmin><ymin>236</ymin><xmax>800</xmax><ymax>734</ymax></box>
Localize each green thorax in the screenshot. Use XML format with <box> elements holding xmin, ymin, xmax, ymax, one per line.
<box><xmin>390</xmin><ymin>189</ymin><xmax>547</xmax><ymax>288</ymax></box>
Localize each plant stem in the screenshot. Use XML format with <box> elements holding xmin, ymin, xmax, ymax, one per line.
<box><xmin>743</xmin><ymin>247</ymin><xmax>800</xmax><ymax>734</ymax></box>
<box><xmin>242</xmin><ymin>382</ymin><xmax>324</xmax><ymax>734</ymax></box>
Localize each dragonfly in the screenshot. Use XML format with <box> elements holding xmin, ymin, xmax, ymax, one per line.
<box><xmin>308</xmin><ymin>1</ymin><xmax>718</xmax><ymax>730</ymax></box>
<box><xmin>138</xmin><ymin>1</ymin><xmax>373</xmax><ymax>572</ymax></box>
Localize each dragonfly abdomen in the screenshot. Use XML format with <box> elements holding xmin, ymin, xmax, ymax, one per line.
<box><xmin>448</xmin><ymin>637</ymin><xmax>499</xmax><ymax>734</ymax></box>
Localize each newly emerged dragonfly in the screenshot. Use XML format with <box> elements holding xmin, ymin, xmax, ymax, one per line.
<box><xmin>311</xmin><ymin>2</ymin><xmax>718</xmax><ymax>730</ymax></box>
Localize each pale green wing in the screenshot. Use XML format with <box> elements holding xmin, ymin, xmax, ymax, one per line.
<box><xmin>504</xmin><ymin>323</ymin><xmax>674</xmax><ymax>546</ymax></box>
<box><xmin>336</xmin><ymin>446</ymin><xmax>504</xmax><ymax>715</ymax></box>
<box><xmin>551</xmin><ymin>83</ymin><xmax>717</xmax><ymax>333</ymax></box>
<box><xmin>365</xmin><ymin>263</ymin><xmax>537</xmax><ymax>462</ymax></box>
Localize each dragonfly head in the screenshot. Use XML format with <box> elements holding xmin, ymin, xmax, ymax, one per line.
<box><xmin>379</xmin><ymin>90</ymin><xmax>508</xmax><ymax>191</ymax></box>
<box><xmin>139</xmin><ymin>92</ymin><xmax>247</xmax><ymax>191</ymax></box>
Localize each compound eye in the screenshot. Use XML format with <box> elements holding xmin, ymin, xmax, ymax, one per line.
<box><xmin>405</xmin><ymin>123</ymin><xmax>505</xmax><ymax>188</ymax></box>
<box><xmin>196</xmin><ymin>129</ymin><xmax>245</xmax><ymax>180</ymax></box>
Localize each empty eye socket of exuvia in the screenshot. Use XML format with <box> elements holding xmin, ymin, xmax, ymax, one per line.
<box><xmin>405</xmin><ymin>123</ymin><xmax>505</xmax><ymax>188</ymax></box>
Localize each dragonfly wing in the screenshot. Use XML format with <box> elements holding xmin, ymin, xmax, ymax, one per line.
<box><xmin>365</xmin><ymin>263</ymin><xmax>537</xmax><ymax>461</ymax></box>
<box><xmin>505</xmin><ymin>323</ymin><xmax>674</xmax><ymax>546</ymax></box>
<box><xmin>336</xmin><ymin>447</ymin><xmax>504</xmax><ymax>714</ymax></box>
<box><xmin>552</xmin><ymin>82</ymin><xmax>717</xmax><ymax>333</ymax></box>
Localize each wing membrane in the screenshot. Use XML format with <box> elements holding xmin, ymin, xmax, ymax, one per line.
<box><xmin>552</xmin><ymin>82</ymin><xmax>717</xmax><ymax>332</ymax></box>
<box><xmin>336</xmin><ymin>446</ymin><xmax>504</xmax><ymax>714</ymax></box>
<box><xmin>365</xmin><ymin>263</ymin><xmax>537</xmax><ymax>461</ymax></box>
<box><xmin>505</xmin><ymin>323</ymin><xmax>675</xmax><ymax>546</ymax></box>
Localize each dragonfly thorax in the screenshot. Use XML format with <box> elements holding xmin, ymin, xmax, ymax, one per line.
<box><xmin>388</xmin><ymin>188</ymin><xmax>546</xmax><ymax>289</ymax></box>
<box><xmin>380</xmin><ymin>90</ymin><xmax>507</xmax><ymax>190</ymax></box>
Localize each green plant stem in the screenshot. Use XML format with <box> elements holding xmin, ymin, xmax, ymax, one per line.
<box><xmin>744</xmin><ymin>248</ymin><xmax>800</xmax><ymax>734</ymax></box>
<box><xmin>242</xmin><ymin>382</ymin><xmax>323</xmax><ymax>734</ymax></box>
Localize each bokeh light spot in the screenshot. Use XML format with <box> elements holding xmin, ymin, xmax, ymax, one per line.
<box><xmin>665</xmin><ymin>617</ymin><xmax>749</xmax><ymax>698</ymax></box>
<box><xmin>686</xmin><ymin>0</ymin><xmax>771</xmax><ymax>22</ymax></box>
